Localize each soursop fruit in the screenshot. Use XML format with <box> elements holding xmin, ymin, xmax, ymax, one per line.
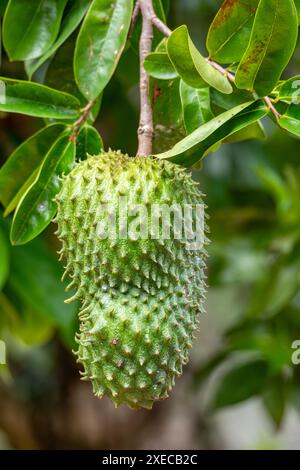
<box><xmin>55</xmin><ymin>151</ymin><xmax>207</xmax><ymax>409</ymax></box>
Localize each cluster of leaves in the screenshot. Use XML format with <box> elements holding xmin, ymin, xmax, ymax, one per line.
<box><xmin>0</xmin><ymin>0</ymin><xmax>299</xmax><ymax>246</ymax></box>
<box><xmin>149</xmin><ymin>0</ymin><xmax>300</xmax><ymax>164</ymax></box>
<box><xmin>0</xmin><ymin>0</ymin><xmax>300</xmax><ymax>426</ymax></box>
<box><xmin>192</xmin><ymin>135</ymin><xmax>300</xmax><ymax>427</ymax></box>
<box><xmin>0</xmin><ymin>0</ymin><xmax>136</xmax><ymax>245</ymax></box>
<box><xmin>0</xmin><ymin>214</ymin><xmax>78</xmax><ymax>351</ymax></box>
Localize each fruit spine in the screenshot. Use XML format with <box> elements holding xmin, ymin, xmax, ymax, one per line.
<box><xmin>55</xmin><ymin>151</ymin><xmax>208</xmax><ymax>409</ymax></box>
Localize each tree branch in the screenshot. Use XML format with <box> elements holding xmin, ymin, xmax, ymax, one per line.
<box><xmin>151</xmin><ymin>15</ymin><xmax>171</xmax><ymax>37</ymax></box>
<box><xmin>263</xmin><ymin>96</ymin><xmax>281</xmax><ymax>122</ymax></box>
<box><xmin>137</xmin><ymin>0</ymin><xmax>155</xmax><ymax>156</ymax></box>
<box><xmin>69</xmin><ymin>100</ymin><xmax>96</xmax><ymax>143</ymax></box>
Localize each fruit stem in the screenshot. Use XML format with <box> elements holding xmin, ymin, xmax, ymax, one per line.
<box><xmin>137</xmin><ymin>0</ymin><xmax>155</xmax><ymax>156</ymax></box>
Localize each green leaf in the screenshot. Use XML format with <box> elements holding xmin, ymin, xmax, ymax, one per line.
<box><xmin>295</xmin><ymin>0</ymin><xmax>300</xmax><ymax>23</ymax></box>
<box><xmin>144</xmin><ymin>52</ymin><xmax>177</xmax><ymax>80</ymax></box>
<box><xmin>276</xmin><ymin>76</ymin><xmax>300</xmax><ymax>104</ymax></box>
<box><xmin>155</xmin><ymin>100</ymin><xmax>268</xmax><ymax>166</ymax></box>
<box><xmin>236</xmin><ymin>0</ymin><xmax>298</xmax><ymax>97</ymax></box>
<box><xmin>167</xmin><ymin>25</ymin><xmax>232</xmax><ymax>94</ymax></box>
<box><xmin>180</xmin><ymin>80</ymin><xmax>213</xmax><ymax>134</ymax></box>
<box><xmin>211</xmin><ymin>85</ymin><xmax>254</xmax><ymax>110</ymax></box>
<box><xmin>3</xmin><ymin>0</ymin><xmax>68</xmax><ymax>61</ymax></box>
<box><xmin>8</xmin><ymin>236</ymin><xmax>78</xmax><ymax>347</ymax></box>
<box><xmin>1</xmin><ymin>300</ymin><xmax>55</xmax><ymax>347</ymax></box>
<box><xmin>0</xmin><ymin>77</ymin><xmax>80</xmax><ymax>119</ymax></box>
<box><xmin>225</xmin><ymin>121</ymin><xmax>266</xmax><ymax>143</ymax></box>
<box><xmin>25</xmin><ymin>0</ymin><xmax>90</xmax><ymax>78</ymax></box>
<box><xmin>3</xmin><ymin>171</ymin><xmax>39</xmax><ymax>218</ymax></box>
<box><xmin>10</xmin><ymin>133</ymin><xmax>75</xmax><ymax>245</ymax></box>
<box><xmin>74</xmin><ymin>0</ymin><xmax>133</xmax><ymax>100</ymax></box>
<box><xmin>279</xmin><ymin>105</ymin><xmax>300</xmax><ymax>137</ymax></box>
<box><xmin>0</xmin><ymin>227</ymin><xmax>9</xmax><ymax>289</ymax></box>
<box><xmin>153</xmin><ymin>0</ymin><xmax>166</xmax><ymax>23</ymax></box>
<box><xmin>207</xmin><ymin>0</ymin><xmax>259</xmax><ymax>64</ymax></box>
<box><xmin>246</xmin><ymin>251</ymin><xmax>300</xmax><ymax>318</ymax></box>
<box><xmin>0</xmin><ymin>0</ymin><xmax>8</xmax><ymax>16</ymax></box>
<box><xmin>43</xmin><ymin>32</ymin><xmax>103</xmax><ymax>124</ymax></box>
<box><xmin>262</xmin><ymin>378</ymin><xmax>288</xmax><ymax>427</ymax></box>
<box><xmin>0</xmin><ymin>124</ymin><xmax>66</xmax><ymax>209</ymax></box>
<box><xmin>151</xmin><ymin>77</ymin><xmax>185</xmax><ymax>153</ymax></box>
<box><xmin>213</xmin><ymin>359</ymin><xmax>268</xmax><ymax>409</ymax></box>
<box><xmin>76</xmin><ymin>124</ymin><xmax>103</xmax><ymax>160</ymax></box>
<box><xmin>44</xmin><ymin>33</ymin><xmax>82</xmax><ymax>99</ymax></box>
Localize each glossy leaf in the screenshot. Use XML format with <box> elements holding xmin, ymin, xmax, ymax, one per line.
<box><xmin>76</xmin><ymin>124</ymin><xmax>103</xmax><ymax>160</ymax></box>
<box><xmin>3</xmin><ymin>0</ymin><xmax>68</xmax><ymax>60</ymax></box>
<box><xmin>225</xmin><ymin>121</ymin><xmax>266</xmax><ymax>143</ymax></box>
<box><xmin>151</xmin><ymin>77</ymin><xmax>185</xmax><ymax>153</ymax></box>
<box><xmin>144</xmin><ymin>52</ymin><xmax>177</xmax><ymax>80</ymax></box>
<box><xmin>155</xmin><ymin>101</ymin><xmax>268</xmax><ymax>166</ymax></box>
<box><xmin>213</xmin><ymin>359</ymin><xmax>268</xmax><ymax>409</ymax></box>
<box><xmin>211</xmin><ymin>85</ymin><xmax>254</xmax><ymax>110</ymax></box>
<box><xmin>153</xmin><ymin>0</ymin><xmax>166</xmax><ymax>23</ymax></box>
<box><xmin>0</xmin><ymin>77</ymin><xmax>80</xmax><ymax>119</ymax></box>
<box><xmin>279</xmin><ymin>105</ymin><xmax>300</xmax><ymax>137</ymax></box>
<box><xmin>167</xmin><ymin>25</ymin><xmax>232</xmax><ymax>94</ymax></box>
<box><xmin>45</xmin><ymin>33</ymin><xmax>82</xmax><ymax>99</ymax></box>
<box><xmin>0</xmin><ymin>0</ymin><xmax>8</xmax><ymax>16</ymax></box>
<box><xmin>276</xmin><ymin>76</ymin><xmax>300</xmax><ymax>104</ymax></box>
<box><xmin>0</xmin><ymin>228</ymin><xmax>9</xmax><ymax>289</ymax></box>
<box><xmin>0</xmin><ymin>124</ymin><xmax>65</xmax><ymax>209</ymax></box>
<box><xmin>43</xmin><ymin>32</ymin><xmax>102</xmax><ymax>123</ymax></box>
<box><xmin>207</xmin><ymin>0</ymin><xmax>259</xmax><ymax>64</ymax></box>
<box><xmin>180</xmin><ymin>80</ymin><xmax>213</xmax><ymax>134</ymax></box>
<box><xmin>11</xmin><ymin>133</ymin><xmax>75</xmax><ymax>245</ymax></box>
<box><xmin>246</xmin><ymin>251</ymin><xmax>300</xmax><ymax>318</ymax></box>
<box><xmin>74</xmin><ymin>0</ymin><xmax>133</xmax><ymax>100</ymax></box>
<box><xmin>1</xmin><ymin>300</ymin><xmax>55</xmax><ymax>347</ymax></box>
<box><xmin>236</xmin><ymin>0</ymin><xmax>298</xmax><ymax>97</ymax></box>
<box><xmin>4</xmin><ymin>170</ymin><xmax>39</xmax><ymax>217</ymax></box>
<box><xmin>26</xmin><ymin>0</ymin><xmax>90</xmax><ymax>78</ymax></box>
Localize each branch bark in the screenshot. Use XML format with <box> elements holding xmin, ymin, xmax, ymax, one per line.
<box><xmin>137</xmin><ymin>0</ymin><xmax>154</xmax><ymax>156</ymax></box>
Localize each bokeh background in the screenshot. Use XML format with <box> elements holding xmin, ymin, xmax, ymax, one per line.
<box><xmin>1</xmin><ymin>0</ymin><xmax>300</xmax><ymax>449</ymax></box>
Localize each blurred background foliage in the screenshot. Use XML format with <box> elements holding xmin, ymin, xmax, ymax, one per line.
<box><xmin>1</xmin><ymin>0</ymin><xmax>300</xmax><ymax>449</ymax></box>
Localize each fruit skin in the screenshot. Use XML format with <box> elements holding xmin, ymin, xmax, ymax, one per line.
<box><xmin>55</xmin><ymin>151</ymin><xmax>208</xmax><ymax>409</ymax></box>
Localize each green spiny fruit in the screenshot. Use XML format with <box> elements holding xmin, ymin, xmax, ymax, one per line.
<box><xmin>55</xmin><ymin>151</ymin><xmax>208</xmax><ymax>409</ymax></box>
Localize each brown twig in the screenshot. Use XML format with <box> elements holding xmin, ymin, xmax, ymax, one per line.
<box><xmin>137</xmin><ymin>0</ymin><xmax>154</xmax><ymax>156</ymax></box>
<box><xmin>151</xmin><ymin>15</ymin><xmax>171</xmax><ymax>37</ymax></box>
<box><xmin>263</xmin><ymin>96</ymin><xmax>281</xmax><ymax>122</ymax></box>
<box><xmin>69</xmin><ymin>100</ymin><xmax>96</xmax><ymax>142</ymax></box>
<box><xmin>207</xmin><ymin>60</ymin><xmax>235</xmax><ymax>83</ymax></box>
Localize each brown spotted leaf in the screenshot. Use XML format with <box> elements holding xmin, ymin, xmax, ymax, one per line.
<box><xmin>74</xmin><ymin>0</ymin><xmax>134</xmax><ymax>100</ymax></box>
<box><xmin>236</xmin><ymin>0</ymin><xmax>298</xmax><ymax>97</ymax></box>
<box><xmin>207</xmin><ymin>0</ymin><xmax>259</xmax><ymax>64</ymax></box>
